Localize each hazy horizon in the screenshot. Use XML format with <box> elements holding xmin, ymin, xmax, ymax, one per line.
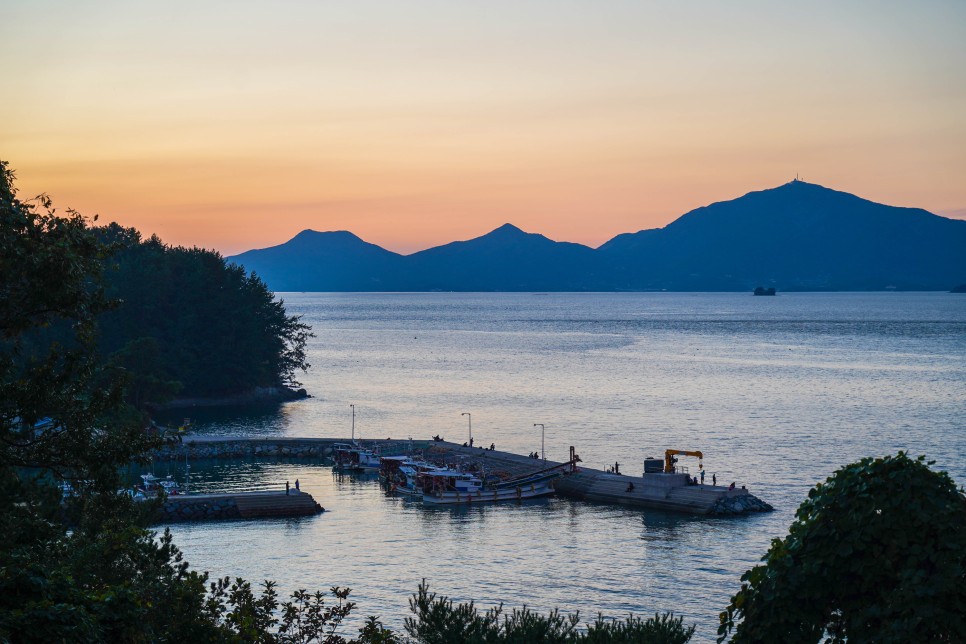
<box><xmin>3</xmin><ymin>1</ymin><xmax>965</xmax><ymax>255</ymax></box>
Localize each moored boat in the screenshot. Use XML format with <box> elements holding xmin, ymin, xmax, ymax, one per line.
<box><xmin>380</xmin><ymin>455</ymin><xmax>438</xmax><ymax>496</ymax></box>
<box><xmin>333</xmin><ymin>443</ymin><xmax>381</xmax><ymax>472</ymax></box>
<box><xmin>137</xmin><ymin>473</ymin><xmax>182</xmax><ymax>497</ymax></box>
<box><xmin>420</xmin><ymin>468</ymin><xmax>562</xmax><ymax>505</ymax></box>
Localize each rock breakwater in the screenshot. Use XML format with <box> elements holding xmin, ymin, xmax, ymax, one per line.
<box><xmin>160</xmin><ymin>496</ymin><xmax>241</xmax><ymax>523</ymax></box>
<box><xmin>709</xmin><ymin>492</ymin><xmax>773</xmax><ymax>515</ymax></box>
<box><xmin>156</xmin><ymin>439</ymin><xmax>335</xmax><ymax>461</ymax></box>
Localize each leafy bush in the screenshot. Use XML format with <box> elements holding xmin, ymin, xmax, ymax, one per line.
<box><xmin>405</xmin><ymin>579</ymin><xmax>695</xmax><ymax>643</ymax></box>
<box><xmin>718</xmin><ymin>453</ymin><xmax>966</xmax><ymax>643</ymax></box>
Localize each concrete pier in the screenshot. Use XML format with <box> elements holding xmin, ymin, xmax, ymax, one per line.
<box><xmin>157</xmin><ymin>490</ymin><xmax>324</xmax><ymax>524</ymax></box>
<box><xmin>435</xmin><ymin>442</ymin><xmax>771</xmax><ymax>515</ymax></box>
<box><xmin>154</xmin><ymin>436</ymin><xmax>771</xmax><ymax>515</ymax></box>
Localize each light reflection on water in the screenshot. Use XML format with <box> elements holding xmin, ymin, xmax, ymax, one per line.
<box><xmin>159</xmin><ymin>292</ymin><xmax>966</xmax><ymax>641</ymax></box>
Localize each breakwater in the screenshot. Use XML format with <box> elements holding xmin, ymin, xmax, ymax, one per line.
<box><xmin>155</xmin><ymin>437</ymin><xmax>426</xmax><ymax>461</ymax></box>
<box><xmin>158</xmin><ymin>490</ymin><xmax>324</xmax><ymax>523</ymax></box>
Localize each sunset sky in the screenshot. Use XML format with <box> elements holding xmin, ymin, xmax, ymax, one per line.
<box><xmin>2</xmin><ymin>1</ymin><xmax>965</xmax><ymax>255</ymax></box>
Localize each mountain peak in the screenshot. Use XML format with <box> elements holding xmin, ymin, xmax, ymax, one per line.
<box><xmin>292</xmin><ymin>229</ymin><xmax>362</xmax><ymax>242</ymax></box>
<box><xmin>487</xmin><ymin>223</ymin><xmax>526</xmax><ymax>236</ymax></box>
<box><xmin>775</xmin><ymin>178</ymin><xmax>832</xmax><ymax>191</ymax></box>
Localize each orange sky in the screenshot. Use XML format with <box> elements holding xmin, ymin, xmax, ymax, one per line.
<box><xmin>2</xmin><ymin>1</ymin><xmax>965</xmax><ymax>255</ymax></box>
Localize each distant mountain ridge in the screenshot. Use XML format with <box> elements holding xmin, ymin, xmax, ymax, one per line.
<box><xmin>228</xmin><ymin>180</ymin><xmax>966</xmax><ymax>291</ymax></box>
<box><xmin>230</xmin><ymin>229</ymin><xmax>406</xmax><ymax>291</ymax></box>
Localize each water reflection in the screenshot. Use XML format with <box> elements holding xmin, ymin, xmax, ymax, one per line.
<box><xmin>153</xmin><ymin>403</ymin><xmax>287</xmax><ymax>436</ymax></box>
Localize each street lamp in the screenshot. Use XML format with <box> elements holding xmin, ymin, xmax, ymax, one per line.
<box><xmin>534</xmin><ymin>423</ymin><xmax>545</xmax><ymax>461</ymax></box>
<box><xmin>350</xmin><ymin>404</ymin><xmax>355</xmax><ymax>441</ymax></box>
<box><xmin>461</xmin><ymin>412</ymin><xmax>472</xmax><ymax>444</ymax></box>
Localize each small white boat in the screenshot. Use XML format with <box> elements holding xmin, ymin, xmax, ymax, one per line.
<box><xmin>333</xmin><ymin>443</ymin><xmax>381</xmax><ymax>472</ymax></box>
<box><xmin>60</xmin><ymin>480</ymin><xmax>76</xmax><ymax>500</ymax></box>
<box><xmin>138</xmin><ymin>473</ymin><xmax>183</xmax><ymax>497</ymax></box>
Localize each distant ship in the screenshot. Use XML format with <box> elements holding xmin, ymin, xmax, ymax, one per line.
<box><xmin>753</xmin><ymin>287</ymin><xmax>776</xmax><ymax>296</ymax></box>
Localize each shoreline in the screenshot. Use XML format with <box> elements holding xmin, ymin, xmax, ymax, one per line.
<box><xmin>149</xmin><ymin>385</ymin><xmax>309</xmax><ymax>411</ymax></box>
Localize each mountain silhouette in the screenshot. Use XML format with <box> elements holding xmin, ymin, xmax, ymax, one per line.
<box><xmin>228</xmin><ymin>229</ymin><xmax>405</xmax><ymax>291</ymax></box>
<box><xmin>228</xmin><ymin>181</ymin><xmax>966</xmax><ymax>291</ymax></box>
<box><xmin>599</xmin><ymin>180</ymin><xmax>966</xmax><ymax>290</ymax></box>
<box><xmin>404</xmin><ymin>224</ymin><xmax>602</xmax><ymax>291</ymax></box>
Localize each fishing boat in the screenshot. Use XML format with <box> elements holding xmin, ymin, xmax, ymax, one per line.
<box><xmin>379</xmin><ymin>455</ymin><xmax>410</xmax><ymax>483</ymax></box>
<box><xmin>332</xmin><ymin>443</ymin><xmax>381</xmax><ymax>472</ymax></box>
<box><xmin>419</xmin><ymin>467</ymin><xmax>563</xmax><ymax>505</ymax></box>
<box><xmin>381</xmin><ymin>455</ymin><xmax>443</xmax><ymax>497</ymax></box>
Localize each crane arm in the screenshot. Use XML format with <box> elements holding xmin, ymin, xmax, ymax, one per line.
<box><xmin>664</xmin><ymin>449</ymin><xmax>704</xmax><ymax>473</ymax></box>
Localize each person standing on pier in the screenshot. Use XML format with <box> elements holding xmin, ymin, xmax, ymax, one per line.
<box><xmin>285</xmin><ymin>481</ymin><xmax>290</xmax><ymax>495</ymax></box>
<box><xmin>713</xmin><ymin>473</ymin><xmax>717</xmax><ymax>486</ymax></box>
<box><xmin>295</xmin><ymin>479</ymin><xmax>300</xmax><ymax>492</ymax></box>
<box><xmin>700</xmin><ymin>470</ymin><xmax>705</xmax><ymax>485</ymax></box>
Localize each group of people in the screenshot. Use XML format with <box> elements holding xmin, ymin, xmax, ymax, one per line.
<box><xmin>459</xmin><ymin>439</ymin><xmax>496</xmax><ymax>450</ymax></box>
<box><xmin>460</xmin><ymin>439</ymin><xmax>496</xmax><ymax>451</ymax></box>
<box><xmin>285</xmin><ymin>479</ymin><xmax>300</xmax><ymax>495</ymax></box>
<box><xmin>527</xmin><ymin>451</ymin><xmax>541</xmax><ymax>459</ymax></box>
<box><xmin>433</xmin><ymin>434</ymin><xmax>503</xmax><ymax>451</ymax></box>
<box><xmin>684</xmin><ymin>471</ymin><xmax>730</xmax><ymax>488</ymax></box>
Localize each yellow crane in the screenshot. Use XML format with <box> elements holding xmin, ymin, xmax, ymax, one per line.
<box><xmin>665</xmin><ymin>449</ymin><xmax>703</xmax><ymax>474</ymax></box>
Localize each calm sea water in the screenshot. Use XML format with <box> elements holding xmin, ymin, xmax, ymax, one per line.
<box><xmin>159</xmin><ymin>292</ymin><xmax>966</xmax><ymax>641</ymax></box>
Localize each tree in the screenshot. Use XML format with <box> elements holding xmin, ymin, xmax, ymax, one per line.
<box><xmin>0</xmin><ymin>161</ymin><xmax>366</xmax><ymax>642</ymax></box>
<box><xmin>718</xmin><ymin>453</ymin><xmax>966</xmax><ymax>643</ymax></box>
<box><xmin>405</xmin><ymin>580</ymin><xmax>695</xmax><ymax>643</ymax></box>
<box><xmin>94</xmin><ymin>223</ymin><xmax>312</xmax><ymax>401</ymax></box>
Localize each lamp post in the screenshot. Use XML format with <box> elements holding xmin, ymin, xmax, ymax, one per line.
<box><xmin>533</xmin><ymin>423</ymin><xmax>545</xmax><ymax>461</ymax></box>
<box><xmin>350</xmin><ymin>404</ymin><xmax>355</xmax><ymax>441</ymax></box>
<box><xmin>461</xmin><ymin>412</ymin><xmax>472</xmax><ymax>444</ymax></box>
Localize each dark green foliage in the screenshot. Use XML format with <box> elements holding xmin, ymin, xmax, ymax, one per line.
<box><xmin>583</xmin><ymin>612</ymin><xmax>698</xmax><ymax>643</ymax></box>
<box><xmin>355</xmin><ymin>617</ymin><xmax>401</xmax><ymax>644</ymax></box>
<box><xmin>0</xmin><ymin>161</ymin><xmax>109</xmax><ymax>341</ymax></box>
<box><xmin>0</xmin><ymin>160</ymin><xmax>203</xmax><ymax>640</ymax></box>
<box><xmin>404</xmin><ymin>580</ymin><xmax>694</xmax><ymax>643</ymax></box>
<box><xmin>0</xmin><ymin>161</ymin><xmax>370</xmax><ymax>642</ymax></box>
<box><xmin>203</xmin><ymin>579</ymin><xmax>366</xmax><ymax>643</ymax></box>
<box><xmin>0</xmin><ymin>161</ymin><xmax>137</xmax><ymax>479</ymax></box>
<box><xmin>96</xmin><ymin>223</ymin><xmax>311</xmax><ymax>402</ymax></box>
<box><xmin>718</xmin><ymin>453</ymin><xmax>966</xmax><ymax>643</ymax></box>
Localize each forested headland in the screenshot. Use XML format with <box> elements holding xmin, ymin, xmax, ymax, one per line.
<box><xmin>10</xmin><ymin>200</ymin><xmax>311</xmax><ymax>410</ymax></box>
<box><xmin>94</xmin><ymin>224</ymin><xmax>311</xmax><ymax>408</ymax></box>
